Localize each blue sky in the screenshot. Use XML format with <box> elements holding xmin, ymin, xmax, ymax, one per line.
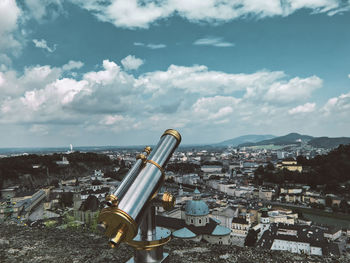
<box><xmin>1</xmin><ymin>0</ymin><xmax>350</xmax><ymax>147</ymax></box>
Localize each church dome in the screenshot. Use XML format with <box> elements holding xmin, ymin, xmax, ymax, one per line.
<box><xmin>185</xmin><ymin>188</ymin><xmax>209</xmax><ymax>216</ymax></box>
<box><xmin>185</xmin><ymin>200</ymin><xmax>209</xmax><ymax>216</ymax></box>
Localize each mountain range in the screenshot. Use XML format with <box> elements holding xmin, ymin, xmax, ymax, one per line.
<box><xmin>214</xmin><ymin>134</ymin><xmax>276</xmax><ymax>146</ymax></box>
<box><xmin>216</xmin><ymin>133</ymin><xmax>350</xmax><ymax>148</ymax></box>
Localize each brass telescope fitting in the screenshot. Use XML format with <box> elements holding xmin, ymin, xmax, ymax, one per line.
<box><xmin>162</xmin><ymin>192</ymin><xmax>176</xmax><ymax>211</ymax></box>
<box><xmin>161</xmin><ymin>129</ymin><xmax>181</xmax><ymax>146</ymax></box>
<box><xmin>110</xmin><ymin>223</ymin><xmax>127</xmax><ymax>248</ymax></box>
<box><xmin>105</xmin><ymin>194</ymin><xmax>119</xmax><ymax>207</ymax></box>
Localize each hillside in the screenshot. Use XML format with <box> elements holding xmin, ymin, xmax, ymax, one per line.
<box><xmin>255</xmin><ymin>144</ymin><xmax>350</xmax><ymax>190</ymax></box>
<box><xmin>0</xmin><ymin>152</ymin><xmax>119</xmax><ymax>189</ymax></box>
<box><xmin>308</xmin><ymin>137</ymin><xmax>350</xmax><ymax>148</ymax></box>
<box><xmin>215</xmin><ymin>134</ymin><xmax>275</xmax><ymax>146</ymax></box>
<box><xmin>0</xmin><ymin>223</ymin><xmax>347</xmax><ymax>263</ymax></box>
<box><xmin>239</xmin><ymin>133</ymin><xmax>314</xmax><ymax>147</ymax></box>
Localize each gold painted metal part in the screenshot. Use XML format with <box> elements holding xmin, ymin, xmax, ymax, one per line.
<box><xmin>136</xmin><ymin>153</ymin><xmax>147</xmax><ymax>162</ymax></box>
<box><xmin>144</xmin><ymin>146</ymin><xmax>152</xmax><ymax>155</ymax></box>
<box><xmin>105</xmin><ymin>194</ymin><xmax>119</xmax><ymax>207</ymax></box>
<box><xmin>98</xmin><ymin>207</ymin><xmax>138</xmax><ymax>244</ymax></box>
<box><xmin>162</xmin><ymin>192</ymin><xmax>176</xmax><ymax>211</ymax></box>
<box><xmin>161</xmin><ymin>129</ymin><xmax>181</xmax><ymax>145</ymax></box>
<box><xmin>110</xmin><ymin>223</ymin><xmax>127</xmax><ymax>248</ymax></box>
<box><xmin>127</xmin><ymin>235</ymin><xmax>171</xmax><ymax>251</ymax></box>
<box><xmin>136</xmin><ymin>146</ymin><xmax>152</xmax><ymax>164</ymax></box>
<box><xmin>146</xmin><ymin>160</ymin><xmax>165</xmax><ymax>177</ymax></box>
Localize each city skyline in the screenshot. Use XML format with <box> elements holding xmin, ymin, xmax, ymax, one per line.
<box><xmin>1</xmin><ymin>1</ymin><xmax>350</xmax><ymax>147</ymax></box>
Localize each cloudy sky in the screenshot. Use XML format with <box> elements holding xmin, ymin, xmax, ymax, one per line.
<box><xmin>1</xmin><ymin>0</ymin><xmax>350</xmax><ymax>147</ymax></box>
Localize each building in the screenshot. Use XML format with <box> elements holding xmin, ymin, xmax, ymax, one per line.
<box><xmin>211</xmin><ymin>206</ymin><xmax>238</xmax><ymax>229</ymax></box>
<box><xmin>231</xmin><ymin>217</ymin><xmax>250</xmax><ymax>235</ymax></box>
<box><xmin>257</xmin><ymin>224</ymin><xmax>340</xmax><ymax>256</ymax></box>
<box><xmin>324</xmin><ymin>227</ymin><xmax>342</xmax><ymax>241</ymax></box>
<box><xmin>73</xmin><ymin>195</ymin><xmax>100</xmax><ymax>225</ymax></box>
<box><xmin>276</xmin><ymin>159</ymin><xmax>302</xmax><ymax>172</ymax></box>
<box><xmin>91</xmin><ymin>170</ymin><xmax>104</xmax><ymax>181</ymax></box>
<box><xmin>157</xmin><ymin>188</ymin><xmax>231</xmax><ymax>244</ymax></box>
<box><xmin>201</xmin><ymin>165</ymin><xmax>223</xmax><ymax>173</ymax></box>
<box><xmin>259</xmin><ymin>189</ymin><xmax>273</xmax><ymax>201</ymax></box>
<box><xmin>0</xmin><ymin>188</ymin><xmax>16</xmax><ymax>199</ymax></box>
<box><xmin>56</xmin><ymin>156</ymin><xmax>69</xmax><ymax>166</ymax></box>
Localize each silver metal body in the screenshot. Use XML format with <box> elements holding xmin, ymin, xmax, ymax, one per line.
<box><xmin>108</xmin><ymin>154</ymin><xmax>145</xmax><ymax>205</ymax></box>
<box><xmin>117</xmin><ymin>134</ymin><xmax>178</xmax><ymax>224</ymax></box>
<box><xmin>128</xmin><ymin>206</ymin><xmax>170</xmax><ymax>263</ymax></box>
<box><xmin>126</xmin><ymin>253</ymin><xmax>169</xmax><ymax>263</ymax></box>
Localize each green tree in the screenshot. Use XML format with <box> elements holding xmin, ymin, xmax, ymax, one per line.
<box><xmin>244</xmin><ymin>229</ymin><xmax>258</xmax><ymax>247</ymax></box>
<box><xmin>332</xmin><ymin>203</ymin><xmax>339</xmax><ymax>213</ymax></box>
<box><xmin>266</xmin><ymin>162</ymin><xmax>275</xmax><ymax>171</ymax></box>
<box><xmin>60</xmin><ymin>192</ymin><xmax>73</xmax><ymax>207</ymax></box>
<box><xmin>325</xmin><ymin>196</ymin><xmax>332</xmax><ymax>207</ymax></box>
<box><xmin>339</xmin><ymin>200</ymin><xmax>349</xmax><ymax>213</ymax></box>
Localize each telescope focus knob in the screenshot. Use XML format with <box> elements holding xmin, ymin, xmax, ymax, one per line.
<box><xmin>105</xmin><ymin>194</ymin><xmax>119</xmax><ymax>207</ymax></box>
<box><xmin>162</xmin><ymin>192</ymin><xmax>176</xmax><ymax>211</ymax></box>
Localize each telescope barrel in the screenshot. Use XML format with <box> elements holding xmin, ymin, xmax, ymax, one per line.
<box><xmin>106</xmin><ymin>147</ymin><xmax>151</xmax><ymax>206</ymax></box>
<box><xmin>117</xmin><ymin>130</ymin><xmax>180</xmax><ymax>223</ymax></box>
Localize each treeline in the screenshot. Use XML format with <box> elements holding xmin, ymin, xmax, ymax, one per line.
<box><xmin>166</xmin><ymin>162</ymin><xmax>201</xmax><ymax>174</ymax></box>
<box><xmin>254</xmin><ymin>144</ymin><xmax>350</xmax><ymax>192</ymax></box>
<box><xmin>0</xmin><ymin>152</ymin><xmax>117</xmax><ymax>188</ymax></box>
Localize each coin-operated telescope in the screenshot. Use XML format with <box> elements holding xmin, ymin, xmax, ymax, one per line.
<box><xmin>98</xmin><ymin>129</ymin><xmax>181</xmax><ymax>263</ymax></box>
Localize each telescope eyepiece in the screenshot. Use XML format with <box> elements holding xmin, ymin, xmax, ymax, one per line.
<box><xmin>109</xmin><ymin>224</ymin><xmax>127</xmax><ymax>249</ymax></box>
<box><xmin>105</xmin><ymin>194</ymin><xmax>119</xmax><ymax>207</ymax></box>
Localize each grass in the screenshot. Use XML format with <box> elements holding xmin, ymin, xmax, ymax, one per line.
<box><xmin>246</xmin><ymin>145</ymin><xmax>285</xmax><ymax>150</ymax></box>
<box><xmin>273</xmin><ymin>204</ymin><xmax>350</xmax><ymax>228</ymax></box>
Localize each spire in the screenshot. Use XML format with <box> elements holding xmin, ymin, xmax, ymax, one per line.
<box><xmin>178</xmin><ymin>183</ymin><xmax>183</xmax><ymax>196</ymax></box>
<box><xmin>193</xmin><ymin>187</ymin><xmax>201</xmax><ymax>200</ymax></box>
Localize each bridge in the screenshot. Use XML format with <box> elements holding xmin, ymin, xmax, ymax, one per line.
<box><xmin>21</xmin><ymin>190</ymin><xmax>46</xmax><ymax>218</ymax></box>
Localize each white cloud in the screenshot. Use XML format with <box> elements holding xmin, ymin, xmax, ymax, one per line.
<box><xmin>4</xmin><ymin>59</ymin><xmax>348</xmax><ymax>145</ymax></box>
<box><xmin>263</xmin><ymin>75</ymin><xmax>322</xmax><ymax>103</ymax></box>
<box><xmin>121</xmin><ymin>55</ymin><xmax>144</xmax><ymax>70</ymax></box>
<box><xmin>0</xmin><ymin>0</ymin><xmax>65</xmax><ymax>65</ymax></box>
<box><xmin>192</xmin><ymin>96</ymin><xmax>238</xmax><ymax>123</ymax></box>
<box><xmin>72</xmin><ymin>0</ymin><xmax>350</xmax><ymax>29</ymax></box>
<box><xmin>134</xmin><ymin>42</ymin><xmax>144</xmax><ymax>46</ymax></box>
<box><xmin>193</xmin><ymin>37</ymin><xmax>234</xmax><ymax>47</ymax></box>
<box><xmin>288</xmin><ymin>102</ymin><xmax>316</xmax><ymax>114</ymax></box>
<box><xmin>62</xmin><ymin>60</ymin><xmax>84</xmax><ymax>71</ymax></box>
<box><xmin>100</xmin><ymin>115</ymin><xmax>124</xmax><ymax>125</ymax></box>
<box><xmin>33</xmin><ymin>39</ymin><xmax>57</xmax><ymax>52</ymax></box>
<box><xmin>25</xmin><ymin>0</ymin><xmax>64</xmax><ymax>21</ymax></box>
<box><xmin>0</xmin><ymin>0</ymin><xmax>21</xmax><ymax>54</ymax></box>
<box><xmin>138</xmin><ymin>65</ymin><xmax>321</xmax><ymax>104</ymax></box>
<box><xmin>133</xmin><ymin>42</ymin><xmax>166</xmax><ymax>49</ymax></box>
<box><xmin>147</xmin><ymin>43</ymin><xmax>166</xmax><ymax>49</ymax></box>
<box><xmin>29</xmin><ymin>124</ymin><xmax>49</xmax><ymax>135</ymax></box>
<box><xmin>322</xmin><ymin>92</ymin><xmax>350</xmax><ymax>115</ymax></box>
<box><xmin>0</xmin><ymin>0</ymin><xmax>20</xmax><ymax>35</ymax></box>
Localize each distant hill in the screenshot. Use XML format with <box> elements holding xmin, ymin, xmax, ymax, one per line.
<box><xmin>308</xmin><ymin>137</ymin><xmax>350</xmax><ymax>148</ymax></box>
<box><xmin>239</xmin><ymin>133</ymin><xmax>314</xmax><ymax>147</ymax></box>
<box><xmin>255</xmin><ymin>144</ymin><xmax>350</xmax><ymax>190</ymax></box>
<box><xmin>215</xmin><ymin>134</ymin><xmax>275</xmax><ymax>146</ymax></box>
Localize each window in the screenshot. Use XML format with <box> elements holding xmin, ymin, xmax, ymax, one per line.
<box><xmin>191</xmin><ymin>219</ymin><xmax>194</xmax><ymax>224</ymax></box>
<box><xmin>199</xmin><ymin>219</ymin><xmax>202</xmax><ymax>224</ymax></box>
